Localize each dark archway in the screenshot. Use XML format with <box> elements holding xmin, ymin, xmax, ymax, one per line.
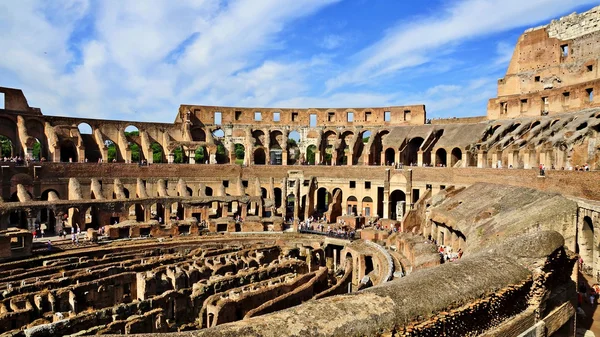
<box><xmin>435</xmin><ymin>148</ymin><xmax>447</xmax><ymax>167</ymax></box>
<box><xmin>60</xmin><ymin>140</ymin><xmax>78</xmax><ymax>163</ymax></box>
<box><xmin>451</xmin><ymin>148</ymin><xmax>462</xmax><ymax>167</ymax></box>
<box><xmin>385</xmin><ymin>148</ymin><xmax>395</xmax><ymax>165</ymax></box>
<box><xmin>254</xmin><ymin>148</ymin><xmax>266</xmax><ymax>165</ymax></box>
<box><xmin>389</xmin><ymin>190</ymin><xmax>406</xmax><ymax>220</ymax></box>
<box><xmin>316</xmin><ymin>187</ymin><xmax>329</xmax><ymax>212</ymax></box>
<box><xmin>191</xmin><ymin>127</ymin><xmax>206</xmax><ymax>142</ymax></box>
<box><xmin>274</xmin><ymin>188</ymin><xmax>282</xmax><ymax>208</ymax></box>
<box><xmin>402</xmin><ymin>137</ymin><xmax>425</xmax><ymax>166</ymax></box>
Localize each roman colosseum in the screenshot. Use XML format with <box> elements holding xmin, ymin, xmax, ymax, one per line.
<box><xmin>1</xmin><ymin>6</ymin><xmax>600</xmax><ymax>337</ymax></box>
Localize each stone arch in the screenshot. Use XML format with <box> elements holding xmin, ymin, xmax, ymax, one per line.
<box><xmin>254</xmin><ymin>148</ymin><xmax>266</xmax><ymax>165</ymax></box>
<box><xmin>451</xmin><ymin>148</ymin><xmax>462</xmax><ymax>167</ymax></box>
<box><xmin>385</xmin><ymin>148</ymin><xmax>395</xmax><ymax>165</ymax></box>
<box><xmin>339</xmin><ymin>130</ymin><xmax>354</xmax><ymax>165</ymax></box>
<box><xmin>26</xmin><ymin>119</ymin><xmax>48</xmax><ymax>160</ymax></box>
<box><xmin>346</xmin><ymin>196</ymin><xmax>358</xmax><ymax>216</ymax></box>
<box><xmin>362</xmin><ymin>196</ymin><xmax>374</xmax><ymax>217</ymax></box>
<box><xmin>389</xmin><ymin>190</ymin><xmax>406</xmax><ymax>220</ymax></box>
<box><xmin>403</xmin><ymin>137</ymin><xmax>426</xmax><ymax>166</ymax></box>
<box><xmin>205</xmin><ymin>186</ymin><xmax>213</xmax><ymax>196</ymax></box>
<box><xmin>151</xmin><ymin>141</ymin><xmax>165</xmax><ymax>163</ymax></box>
<box><xmin>371</xmin><ymin>130</ymin><xmax>390</xmax><ymax>165</ymax></box>
<box><xmin>125</xmin><ymin>125</ymin><xmax>144</xmax><ymax>163</ymax></box>
<box><xmin>78</xmin><ymin>122</ymin><xmax>92</xmax><ymax>134</ymax></box>
<box><xmin>316</xmin><ymin>187</ymin><xmax>330</xmax><ymax>212</ymax></box>
<box><xmin>261</xmin><ymin>187</ymin><xmax>268</xmax><ymax>198</ymax></box>
<box><xmin>274</xmin><ymin>188</ymin><xmax>283</xmax><ymax>208</ymax></box>
<box><xmin>0</xmin><ymin>134</ymin><xmax>14</xmax><ymax>158</ymax></box>
<box><xmin>252</xmin><ymin>130</ymin><xmax>266</xmax><ymax>147</ymax></box>
<box><xmin>60</xmin><ymin>139</ymin><xmax>78</xmax><ymax>163</ymax></box>
<box><xmin>306</xmin><ymin>145</ymin><xmax>317</xmax><ymax>165</ymax></box>
<box><xmin>191</xmin><ymin>127</ymin><xmax>206</xmax><ymax>142</ymax></box>
<box><xmin>234</xmin><ymin>143</ymin><xmax>245</xmax><ymax>165</ymax></box>
<box><xmin>580</xmin><ymin>216</ymin><xmax>595</xmax><ymax>275</ymax></box>
<box><xmin>352</xmin><ymin>130</ymin><xmax>371</xmax><ymax>165</ymax></box>
<box><xmin>195</xmin><ymin>146</ymin><xmax>208</xmax><ymax>164</ymax></box>
<box><xmin>321</xmin><ymin>130</ymin><xmax>337</xmax><ymax>165</ymax></box>
<box><xmin>435</xmin><ymin>148</ymin><xmax>447</xmax><ymax>167</ymax></box>
<box><xmin>287</xmin><ymin>130</ymin><xmax>301</xmax><ymax>165</ymax></box>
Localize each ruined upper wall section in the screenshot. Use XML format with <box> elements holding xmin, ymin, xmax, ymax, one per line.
<box><xmin>177</xmin><ymin>104</ymin><xmax>426</xmax><ymax>127</ymax></box>
<box><xmin>488</xmin><ymin>6</ymin><xmax>600</xmax><ymax>120</ymax></box>
<box><xmin>539</xmin><ymin>5</ymin><xmax>600</xmax><ymax>41</ymax></box>
<box><xmin>0</xmin><ymin>86</ymin><xmax>42</xmax><ymax>115</ymax></box>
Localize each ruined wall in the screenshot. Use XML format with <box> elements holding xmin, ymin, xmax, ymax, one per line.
<box><xmin>489</xmin><ymin>5</ymin><xmax>600</xmax><ymax>119</ymax></box>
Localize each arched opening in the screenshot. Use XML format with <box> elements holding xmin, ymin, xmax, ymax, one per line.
<box><xmin>252</xmin><ymin>130</ymin><xmax>266</xmax><ymax>147</ymax></box>
<box><xmin>151</xmin><ymin>203</ymin><xmax>165</xmax><ymax>223</ymax></box>
<box><xmin>385</xmin><ymin>148</ymin><xmax>395</xmax><ymax>165</ymax></box>
<box><xmin>261</xmin><ymin>187</ymin><xmax>267</xmax><ymax>198</ymax></box>
<box><xmin>40</xmin><ymin>189</ymin><xmax>59</xmax><ymax>234</ymax></box>
<box><xmin>321</xmin><ymin>130</ymin><xmax>337</xmax><ymax>165</ymax></box>
<box><xmin>389</xmin><ymin>190</ymin><xmax>406</xmax><ymax>220</ymax></box>
<box><xmin>212</xmin><ymin>129</ymin><xmax>225</xmax><ymax>138</ymax></box>
<box><xmin>269</xmin><ymin>130</ymin><xmax>284</xmax><ymax>165</ymax></box>
<box><xmin>105</xmin><ymin>139</ymin><xmax>119</xmax><ymax>163</ymax></box>
<box><xmin>402</xmin><ymin>137</ymin><xmax>425</xmax><ymax>166</ymax></box>
<box><xmin>195</xmin><ymin>146</ymin><xmax>208</xmax><ymax>164</ymax></box>
<box><xmin>580</xmin><ymin>216</ymin><xmax>595</xmax><ymax>274</ymax></box>
<box><xmin>274</xmin><ymin>188</ymin><xmax>282</xmax><ymax>208</ymax></box>
<box><xmin>191</xmin><ymin>127</ymin><xmax>206</xmax><ymax>142</ymax></box>
<box><xmin>306</xmin><ymin>145</ymin><xmax>317</xmax><ymax>165</ymax></box>
<box><xmin>352</xmin><ymin>130</ymin><xmax>370</xmax><ymax>165</ymax></box>
<box><xmin>287</xmin><ymin>131</ymin><xmax>301</xmax><ymax>165</ymax></box>
<box><xmin>286</xmin><ymin>194</ymin><xmax>295</xmax><ymax>219</ymax></box>
<box><xmin>362</xmin><ymin>196</ymin><xmax>373</xmax><ymax>217</ymax></box>
<box><xmin>215</xmin><ymin>143</ymin><xmax>228</xmax><ymax>164</ymax></box>
<box><xmin>205</xmin><ymin>186</ymin><xmax>213</xmax><ymax>196</ymax></box>
<box><xmin>131</xmin><ymin>203</ymin><xmax>145</xmax><ymax>222</ymax></box>
<box><xmin>339</xmin><ymin>131</ymin><xmax>354</xmax><ymax>166</ymax></box>
<box><xmin>60</xmin><ymin>140</ymin><xmax>78</xmax><ymax>163</ymax></box>
<box><xmin>316</xmin><ymin>187</ymin><xmax>330</xmax><ymax>212</ymax></box>
<box><xmin>234</xmin><ymin>143</ymin><xmax>245</xmax><ymax>165</ymax></box>
<box><xmin>254</xmin><ymin>148</ymin><xmax>266</xmax><ymax>165</ymax></box>
<box><xmin>346</xmin><ymin>196</ymin><xmax>358</xmax><ymax>216</ymax></box>
<box><xmin>0</xmin><ymin>135</ymin><xmax>14</xmax><ymax>158</ymax></box>
<box><xmin>78</xmin><ymin>123</ymin><xmax>92</xmax><ymax>135</ymax></box>
<box><xmin>125</xmin><ymin>125</ymin><xmax>144</xmax><ymax>163</ymax></box>
<box><xmin>435</xmin><ymin>148</ymin><xmax>447</xmax><ymax>167</ymax></box>
<box><xmin>151</xmin><ymin>142</ymin><xmax>165</xmax><ymax>163</ymax></box>
<box><xmin>451</xmin><ymin>148</ymin><xmax>462</xmax><ymax>167</ymax></box>
<box><xmin>371</xmin><ymin>130</ymin><xmax>389</xmax><ymax>165</ymax></box>
<box><xmin>8</xmin><ymin>192</ymin><xmax>28</xmax><ymax>228</ymax></box>
<box><xmin>173</xmin><ymin>145</ymin><xmax>187</xmax><ymax>164</ymax></box>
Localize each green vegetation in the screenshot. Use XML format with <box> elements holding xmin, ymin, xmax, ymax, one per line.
<box><xmin>32</xmin><ymin>141</ymin><xmax>40</xmax><ymax>159</ymax></box>
<box><xmin>0</xmin><ymin>135</ymin><xmax>12</xmax><ymax>157</ymax></box>
<box><xmin>216</xmin><ymin>143</ymin><xmax>227</xmax><ymax>163</ymax></box>
<box><xmin>195</xmin><ymin>147</ymin><xmax>205</xmax><ymax>163</ymax></box>
<box><xmin>307</xmin><ymin>145</ymin><xmax>316</xmax><ymax>165</ymax></box>
<box><xmin>152</xmin><ymin>142</ymin><xmax>163</xmax><ymax>163</ymax></box>
<box><xmin>363</xmin><ymin>136</ymin><xmax>370</xmax><ymax>143</ymax></box>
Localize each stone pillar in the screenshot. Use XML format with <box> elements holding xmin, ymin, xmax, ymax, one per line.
<box><xmin>461</xmin><ymin>152</ymin><xmax>468</xmax><ymax>167</ymax></box>
<box><xmin>333</xmin><ymin>248</ymin><xmax>337</xmax><ymax>272</ymax></box>
<box><xmin>417</xmin><ymin>151</ymin><xmax>424</xmax><ymax>167</ymax></box>
<box><xmin>347</xmin><ymin>152</ymin><xmax>353</xmax><ymax>166</ymax></box>
<box><xmin>282</xmin><ymin>151</ymin><xmax>288</xmax><ymax>166</ymax></box>
<box><xmin>188</xmin><ymin>149</ymin><xmax>196</xmax><ymax>164</ymax></box>
<box><xmin>241</xmin><ymin>203</ymin><xmax>248</xmax><ymax>219</ymax></box>
<box><xmin>477</xmin><ymin>150</ymin><xmax>487</xmax><ymax>168</ymax></box>
<box><xmin>380</xmin><ymin>152</ymin><xmax>386</xmax><ymax>166</ymax></box>
<box><xmin>364</xmin><ymin>152</ymin><xmax>370</xmax><ymax>165</ymax></box>
<box><xmin>446</xmin><ymin>152</ymin><xmax>453</xmax><ymax>168</ymax></box>
<box><xmin>383</xmin><ymin>192</ymin><xmax>390</xmax><ymax>219</ymax></box>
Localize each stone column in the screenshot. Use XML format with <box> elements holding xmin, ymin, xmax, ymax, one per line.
<box><xmin>417</xmin><ymin>151</ymin><xmax>424</xmax><ymax>167</ymax></box>
<box><xmin>380</xmin><ymin>152</ymin><xmax>386</xmax><ymax>166</ymax></box>
<box><xmin>461</xmin><ymin>152</ymin><xmax>468</xmax><ymax>167</ymax></box>
<box><xmin>477</xmin><ymin>150</ymin><xmax>487</xmax><ymax>168</ymax></box>
<box><xmin>383</xmin><ymin>192</ymin><xmax>390</xmax><ymax>219</ymax></box>
<box><xmin>282</xmin><ymin>151</ymin><xmax>288</xmax><ymax>165</ymax></box>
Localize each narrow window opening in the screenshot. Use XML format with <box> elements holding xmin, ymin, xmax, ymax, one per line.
<box><xmin>562</xmin><ymin>92</ymin><xmax>570</xmax><ymax>105</ymax></box>
<box><xmin>214</xmin><ymin>112</ymin><xmax>222</xmax><ymax>125</ymax></box>
<box><xmin>587</xmin><ymin>64</ymin><xmax>594</xmax><ymax>72</ymax></box>
<box><xmin>328</xmin><ymin>112</ymin><xmax>335</xmax><ymax>122</ymax></box>
<box><xmin>0</xmin><ymin>93</ymin><xmax>4</xmax><ymax>109</ymax></box>
<box><xmin>235</xmin><ymin>111</ymin><xmax>242</xmax><ymax>121</ymax></box>
<box><xmin>347</xmin><ymin>112</ymin><xmax>354</xmax><ymax>122</ymax></box>
<box><xmin>364</xmin><ymin>181</ymin><xmax>371</xmax><ymax>189</ymax></box>
<box><xmin>273</xmin><ymin>112</ymin><xmax>280</xmax><ymax>122</ymax></box>
<box><xmin>303</xmin><ymin>180</ymin><xmax>309</xmax><ymax>187</ymax></box>
<box><xmin>223</xmin><ymin>180</ymin><xmax>229</xmax><ymax>188</ymax></box>
<box><xmin>404</xmin><ymin>110</ymin><xmax>411</xmax><ymax>121</ymax></box>
<box><xmin>586</xmin><ymin>88</ymin><xmax>594</xmax><ymax>102</ymax></box>
<box><xmin>384</xmin><ymin>111</ymin><xmax>391</xmax><ymax>122</ymax></box>
<box><xmin>426</xmin><ymin>184</ymin><xmax>432</xmax><ymax>190</ymax></box>
<box><xmin>254</xmin><ymin>112</ymin><xmax>262</xmax><ymax>121</ymax></box>
<box><xmin>242</xmin><ymin>180</ymin><xmax>248</xmax><ymax>188</ymax></box>
<box><xmin>534</xmin><ymin>76</ymin><xmax>541</xmax><ymax>82</ymax></box>
<box><xmin>309</xmin><ymin>114</ymin><xmax>317</xmax><ymax>127</ymax></box>
<box><xmin>349</xmin><ymin>181</ymin><xmax>356</xmax><ymax>188</ymax></box>
<box><xmin>500</xmin><ymin>102</ymin><xmax>508</xmax><ymax>115</ymax></box>
<box><xmin>291</xmin><ymin>112</ymin><xmax>298</xmax><ymax>122</ymax></box>
<box><xmin>365</xmin><ymin>111</ymin><xmax>372</xmax><ymax>122</ymax></box>
<box><xmin>520</xmin><ymin>99</ymin><xmax>528</xmax><ymax>112</ymax></box>
<box><xmin>560</xmin><ymin>44</ymin><xmax>569</xmax><ymax>57</ymax></box>
<box><xmin>541</xmin><ymin>97</ymin><xmax>549</xmax><ymax>115</ymax></box>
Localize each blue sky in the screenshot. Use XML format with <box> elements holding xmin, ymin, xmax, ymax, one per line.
<box><xmin>0</xmin><ymin>0</ymin><xmax>598</xmax><ymax>122</ymax></box>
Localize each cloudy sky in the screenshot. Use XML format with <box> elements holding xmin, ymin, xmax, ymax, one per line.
<box><xmin>0</xmin><ymin>0</ymin><xmax>597</xmax><ymax>122</ymax></box>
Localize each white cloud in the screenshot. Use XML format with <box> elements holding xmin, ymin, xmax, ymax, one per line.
<box><xmin>319</xmin><ymin>34</ymin><xmax>345</xmax><ymax>50</ymax></box>
<box><xmin>325</xmin><ymin>0</ymin><xmax>599</xmax><ymax>91</ymax></box>
<box><xmin>0</xmin><ymin>0</ymin><xmax>340</xmax><ymax>121</ymax></box>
